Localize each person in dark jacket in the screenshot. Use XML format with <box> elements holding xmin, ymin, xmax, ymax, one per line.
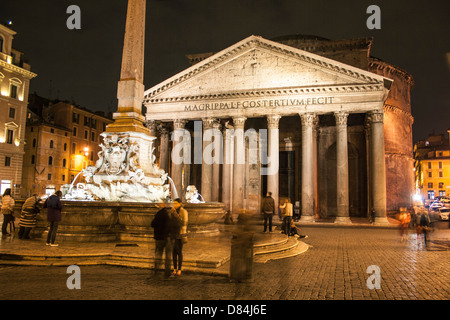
<box><xmin>18</xmin><ymin>195</ymin><xmax>41</xmax><ymax>239</ymax></box>
<box><xmin>43</xmin><ymin>191</ymin><xmax>62</xmax><ymax>246</ymax></box>
<box><xmin>151</xmin><ymin>204</ymin><xmax>180</xmax><ymax>279</ymax></box>
<box><xmin>261</xmin><ymin>192</ymin><xmax>275</xmax><ymax>233</ymax></box>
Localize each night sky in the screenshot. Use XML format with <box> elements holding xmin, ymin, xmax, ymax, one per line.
<box><xmin>1</xmin><ymin>0</ymin><xmax>449</xmax><ymax>142</ymax></box>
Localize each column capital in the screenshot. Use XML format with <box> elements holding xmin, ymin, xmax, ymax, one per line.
<box><xmin>157</xmin><ymin>122</ymin><xmax>170</xmax><ymax>135</ymax></box>
<box><xmin>368</xmin><ymin>110</ymin><xmax>384</xmax><ymax>123</ymax></box>
<box><xmin>212</xmin><ymin>120</ymin><xmax>222</xmax><ymax>130</ymax></box>
<box><xmin>300</xmin><ymin>112</ymin><xmax>317</xmax><ymax>127</ymax></box>
<box><xmin>232</xmin><ymin>116</ymin><xmax>247</xmax><ymax>129</ymax></box>
<box><xmin>267</xmin><ymin>115</ymin><xmax>281</xmax><ymax>129</ymax></box>
<box><xmin>334</xmin><ymin>111</ymin><xmax>349</xmax><ymax>126</ymax></box>
<box><xmin>202</xmin><ymin>118</ymin><xmax>216</xmax><ymax>129</ymax></box>
<box><xmin>173</xmin><ymin>119</ymin><xmax>187</xmax><ymax>130</ymax></box>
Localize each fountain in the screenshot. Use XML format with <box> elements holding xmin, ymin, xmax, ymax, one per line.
<box><xmin>25</xmin><ymin>0</ymin><xmax>225</xmax><ymax>242</ymax></box>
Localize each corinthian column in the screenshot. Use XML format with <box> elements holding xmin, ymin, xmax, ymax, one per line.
<box><xmin>300</xmin><ymin>113</ymin><xmax>317</xmax><ymax>223</ymax></box>
<box><xmin>211</xmin><ymin>121</ymin><xmax>222</xmax><ymax>202</ymax></box>
<box><xmin>334</xmin><ymin>111</ymin><xmax>351</xmax><ymax>224</ymax></box>
<box><xmin>201</xmin><ymin>118</ymin><xmax>215</xmax><ymax>202</ymax></box>
<box><xmin>222</xmin><ymin>125</ymin><xmax>234</xmax><ymax>211</ymax></box>
<box><xmin>171</xmin><ymin>119</ymin><xmax>186</xmax><ymax>199</ymax></box>
<box><xmin>267</xmin><ymin>115</ymin><xmax>281</xmax><ymax>210</ymax></box>
<box><xmin>232</xmin><ymin>116</ymin><xmax>247</xmax><ymax>215</ymax></box>
<box><xmin>368</xmin><ymin>110</ymin><xmax>389</xmax><ymax>225</ymax></box>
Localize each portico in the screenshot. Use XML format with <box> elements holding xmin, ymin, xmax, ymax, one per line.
<box><xmin>143</xmin><ymin>35</ymin><xmax>393</xmax><ymax>224</ymax></box>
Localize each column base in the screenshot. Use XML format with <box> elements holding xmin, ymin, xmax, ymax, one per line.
<box><xmin>299</xmin><ymin>215</ymin><xmax>315</xmax><ymax>223</ymax></box>
<box><xmin>372</xmin><ymin>216</ymin><xmax>391</xmax><ymax>226</ymax></box>
<box><xmin>334</xmin><ymin>216</ymin><xmax>352</xmax><ymax>224</ymax></box>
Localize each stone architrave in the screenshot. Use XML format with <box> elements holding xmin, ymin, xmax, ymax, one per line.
<box><xmin>267</xmin><ymin>115</ymin><xmax>281</xmax><ymax>210</ymax></box>
<box><xmin>334</xmin><ymin>111</ymin><xmax>351</xmax><ymax>224</ymax></box>
<box><xmin>368</xmin><ymin>110</ymin><xmax>389</xmax><ymax>225</ymax></box>
<box><xmin>300</xmin><ymin>113</ymin><xmax>317</xmax><ymax>223</ymax></box>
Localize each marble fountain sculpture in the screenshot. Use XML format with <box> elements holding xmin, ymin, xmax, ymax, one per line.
<box><xmin>36</xmin><ymin>131</ymin><xmax>225</xmax><ymax>242</ymax></box>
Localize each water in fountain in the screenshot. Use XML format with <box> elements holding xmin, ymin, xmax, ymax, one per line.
<box><xmin>166</xmin><ymin>176</ymin><xmax>179</xmax><ymax>199</ymax></box>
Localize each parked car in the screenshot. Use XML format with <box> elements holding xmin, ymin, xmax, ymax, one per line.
<box><xmin>429</xmin><ymin>201</ymin><xmax>443</xmax><ymax>212</ymax></box>
<box><xmin>438</xmin><ymin>207</ymin><xmax>450</xmax><ymax>220</ymax></box>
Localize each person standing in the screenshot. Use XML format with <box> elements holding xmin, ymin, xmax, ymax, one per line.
<box><xmin>171</xmin><ymin>198</ymin><xmax>188</xmax><ymax>276</ymax></box>
<box><xmin>280</xmin><ymin>199</ymin><xmax>294</xmax><ymax>236</ymax></box>
<box><xmin>151</xmin><ymin>203</ymin><xmax>179</xmax><ymax>279</ymax></box>
<box><xmin>261</xmin><ymin>192</ymin><xmax>275</xmax><ymax>233</ymax></box>
<box><xmin>419</xmin><ymin>210</ymin><xmax>431</xmax><ymax>247</ymax></box>
<box><xmin>1</xmin><ymin>188</ymin><xmax>15</xmax><ymax>238</ymax></box>
<box><xmin>18</xmin><ymin>195</ymin><xmax>41</xmax><ymax>239</ymax></box>
<box><xmin>44</xmin><ymin>191</ymin><xmax>62</xmax><ymax>246</ymax></box>
<box><xmin>398</xmin><ymin>211</ymin><xmax>411</xmax><ymax>242</ymax></box>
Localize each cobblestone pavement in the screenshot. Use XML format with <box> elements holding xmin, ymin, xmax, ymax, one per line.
<box><xmin>0</xmin><ymin>226</ymin><xmax>449</xmax><ymax>301</ymax></box>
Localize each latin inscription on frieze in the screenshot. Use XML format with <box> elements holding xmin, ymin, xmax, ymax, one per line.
<box><xmin>184</xmin><ymin>96</ymin><xmax>335</xmax><ymax>112</ymax></box>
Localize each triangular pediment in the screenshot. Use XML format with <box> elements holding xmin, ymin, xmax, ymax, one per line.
<box><xmin>144</xmin><ymin>35</ymin><xmax>390</xmax><ymax>103</ymax></box>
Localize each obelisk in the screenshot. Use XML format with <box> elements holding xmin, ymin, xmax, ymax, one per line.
<box><xmin>106</xmin><ymin>0</ymin><xmax>149</xmax><ymax>134</ymax></box>
<box><xmin>103</xmin><ymin>0</ymin><xmax>156</xmax><ymax>176</ymax></box>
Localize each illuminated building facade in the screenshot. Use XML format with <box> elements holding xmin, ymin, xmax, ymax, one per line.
<box><xmin>0</xmin><ymin>23</ymin><xmax>37</xmax><ymax>197</ymax></box>
<box><xmin>144</xmin><ymin>34</ymin><xmax>415</xmax><ymax>222</ymax></box>
<box><xmin>414</xmin><ymin>132</ymin><xmax>450</xmax><ymax>201</ymax></box>
<box><xmin>21</xmin><ymin>96</ymin><xmax>113</xmax><ymax>197</ymax></box>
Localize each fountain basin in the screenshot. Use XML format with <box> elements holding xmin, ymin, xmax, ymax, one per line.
<box><xmin>13</xmin><ymin>200</ymin><xmax>225</xmax><ymax>242</ymax></box>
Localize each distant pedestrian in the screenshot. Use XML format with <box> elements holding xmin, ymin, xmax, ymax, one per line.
<box><xmin>370</xmin><ymin>207</ymin><xmax>376</xmax><ymax>224</ymax></box>
<box><xmin>1</xmin><ymin>188</ymin><xmax>15</xmax><ymax>238</ymax></box>
<box><xmin>261</xmin><ymin>192</ymin><xmax>275</xmax><ymax>233</ymax></box>
<box><xmin>279</xmin><ymin>199</ymin><xmax>293</xmax><ymax>236</ymax></box>
<box><xmin>18</xmin><ymin>195</ymin><xmax>41</xmax><ymax>239</ymax></box>
<box><xmin>151</xmin><ymin>203</ymin><xmax>180</xmax><ymax>279</ymax></box>
<box><xmin>419</xmin><ymin>211</ymin><xmax>431</xmax><ymax>247</ymax></box>
<box><xmin>171</xmin><ymin>198</ymin><xmax>188</xmax><ymax>276</ymax></box>
<box><xmin>398</xmin><ymin>211</ymin><xmax>411</xmax><ymax>242</ymax></box>
<box><xmin>44</xmin><ymin>191</ymin><xmax>62</xmax><ymax>247</ymax></box>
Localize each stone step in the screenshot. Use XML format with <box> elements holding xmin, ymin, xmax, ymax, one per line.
<box><xmin>254</xmin><ymin>239</ymin><xmax>309</xmax><ymax>263</ymax></box>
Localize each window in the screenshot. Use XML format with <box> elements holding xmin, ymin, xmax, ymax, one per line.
<box><xmin>47</xmin><ymin>174</ymin><xmax>52</xmax><ymax>181</ymax></box>
<box><xmin>91</xmin><ymin>132</ymin><xmax>95</xmax><ymax>141</ymax></box>
<box><xmin>62</xmin><ymin>175</ymin><xmax>66</xmax><ymax>182</ymax></box>
<box><xmin>439</xmin><ymin>172</ymin><xmax>443</xmax><ymax>178</ymax></box>
<box><xmin>31</xmin><ymin>155</ymin><xmax>35</xmax><ymax>164</ymax></box>
<box><xmin>72</xmin><ymin>143</ymin><xmax>76</xmax><ymax>153</ymax></box>
<box><xmin>84</xmin><ymin>116</ymin><xmax>90</xmax><ymax>126</ymax></box>
<box><xmin>428</xmin><ymin>162</ymin><xmax>432</xmax><ymax>169</ymax></box>
<box><xmin>428</xmin><ymin>190</ymin><xmax>435</xmax><ymax>200</ymax></box>
<box><xmin>84</xmin><ymin>130</ymin><xmax>88</xmax><ymax>139</ymax></box>
<box><xmin>50</xmin><ymin>140</ymin><xmax>54</xmax><ymax>148</ymax></box>
<box><xmin>0</xmin><ymin>37</ymin><xmax>3</xmax><ymax>53</ymax></box>
<box><xmin>439</xmin><ymin>162</ymin><xmax>443</xmax><ymax>169</ymax></box>
<box><xmin>64</xmin><ymin>143</ymin><xmax>67</xmax><ymax>151</ymax></box>
<box><xmin>9</xmin><ymin>108</ymin><xmax>15</xmax><ymax>119</ymax></box>
<box><xmin>32</xmin><ymin>139</ymin><xmax>36</xmax><ymax>147</ymax></box>
<box><xmin>0</xmin><ymin>180</ymin><xmax>11</xmax><ymax>195</ymax></box>
<box><xmin>428</xmin><ymin>172</ymin><xmax>432</xmax><ymax>178</ymax></box>
<box><xmin>4</xmin><ymin>156</ymin><xmax>11</xmax><ymax>167</ymax></box>
<box><xmin>90</xmin><ymin>151</ymin><xmax>94</xmax><ymax>161</ymax></box>
<box><xmin>48</xmin><ymin>156</ymin><xmax>53</xmax><ymax>166</ymax></box>
<box><xmin>63</xmin><ymin>159</ymin><xmax>66</xmax><ymax>167</ymax></box>
<box><xmin>439</xmin><ymin>182</ymin><xmax>444</xmax><ymax>189</ymax></box>
<box><xmin>6</xmin><ymin>129</ymin><xmax>13</xmax><ymax>144</ymax></box>
<box><xmin>10</xmin><ymin>84</ymin><xmax>18</xmax><ymax>99</ymax></box>
<box><xmin>428</xmin><ymin>183</ymin><xmax>433</xmax><ymax>189</ymax></box>
<box><xmin>50</xmin><ymin>128</ymin><xmax>54</xmax><ymax>133</ymax></box>
<box><xmin>73</xmin><ymin>127</ymin><xmax>77</xmax><ymax>137</ymax></box>
<box><xmin>439</xmin><ymin>190</ymin><xmax>446</xmax><ymax>197</ymax></box>
<box><xmin>72</xmin><ymin>113</ymin><xmax>79</xmax><ymax>124</ymax></box>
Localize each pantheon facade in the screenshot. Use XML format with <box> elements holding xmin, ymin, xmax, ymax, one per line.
<box><xmin>143</xmin><ymin>35</ymin><xmax>414</xmax><ymax>224</ymax></box>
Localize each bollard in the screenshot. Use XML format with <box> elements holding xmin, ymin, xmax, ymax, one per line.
<box><xmin>229</xmin><ymin>231</ymin><xmax>254</xmax><ymax>282</ymax></box>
